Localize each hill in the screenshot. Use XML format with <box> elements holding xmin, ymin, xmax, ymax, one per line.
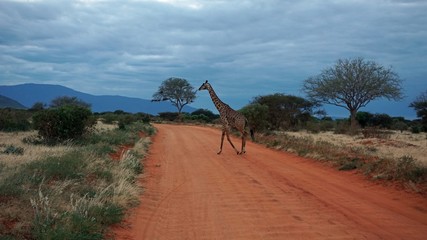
<box><xmin>0</xmin><ymin>83</ymin><xmax>196</xmax><ymax>114</ymax></box>
<box><xmin>0</xmin><ymin>95</ymin><xmax>27</xmax><ymax>109</ymax></box>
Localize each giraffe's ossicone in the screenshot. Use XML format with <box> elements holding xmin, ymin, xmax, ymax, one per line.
<box><xmin>199</xmin><ymin>80</ymin><xmax>254</xmax><ymax>155</ymax></box>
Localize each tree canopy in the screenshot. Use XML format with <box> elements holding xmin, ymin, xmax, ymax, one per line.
<box><xmin>303</xmin><ymin>57</ymin><xmax>403</xmax><ymax>129</ymax></box>
<box><xmin>152</xmin><ymin>77</ymin><xmax>196</xmax><ymax>114</ymax></box>
<box><xmin>50</xmin><ymin>96</ymin><xmax>91</xmax><ymax>109</ymax></box>
<box><xmin>410</xmin><ymin>90</ymin><xmax>427</xmax><ymax>130</ymax></box>
<box><xmin>251</xmin><ymin>93</ymin><xmax>316</xmax><ymax>130</ymax></box>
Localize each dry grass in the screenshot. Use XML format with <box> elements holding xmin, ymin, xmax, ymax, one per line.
<box><xmin>284</xmin><ymin>130</ymin><xmax>427</xmax><ymax>165</ymax></box>
<box><xmin>0</xmin><ymin>122</ymin><xmax>153</xmax><ymax>239</ymax></box>
<box><xmin>94</xmin><ymin>120</ymin><xmax>118</xmax><ymax>132</ymax></box>
<box><xmin>256</xmin><ymin>129</ymin><xmax>427</xmax><ymax>193</ymax></box>
<box><xmin>0</xmin><ymin>131</ymin><xmax>73</xmax><ymax>167</ymax></box>
<box><xmin>0</xmin><ymin>121</ymin><xmax>119</xmax><ymax>167</ymax></box>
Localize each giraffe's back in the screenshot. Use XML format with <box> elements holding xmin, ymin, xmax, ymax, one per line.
<box><xmin>223</xmin><ymin>105</ymin><xmax>247</xmax><ymax>132</ymax></box>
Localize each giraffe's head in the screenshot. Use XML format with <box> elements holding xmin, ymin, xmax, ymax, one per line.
<box><xmin>198</xmin><ymin>80</ymin><xmax>210</xmax><ymax>91</ymax></box>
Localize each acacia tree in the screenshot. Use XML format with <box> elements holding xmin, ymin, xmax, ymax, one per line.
<box><xmin>152</xmin><ymin>77</ymin><xmax>196</xmax><ymax>115</ymax></box>
<box><xmin>50</xmin><ymin>96</ymin><xmax>91</xmax><ymax>109</ymax></box>
<box><xmin>252</xmin><ymin>93</ymin><xmax>316</xmax><ymax>130</ymax></box>
<box><xmin>303</xmin><ymin>57</ymin><xmax>403</xmax><ymax>130</ymax></box>
<box><xmin>410</xmin><ymin>90</ymin><xmax>427</xmax><ymax>130</ymax></box>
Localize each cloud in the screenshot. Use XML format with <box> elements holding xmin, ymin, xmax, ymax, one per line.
<box><xmin>0</xmin><ymin>0</ymin><xmax>426</xmax><ymax>118</ymax></box>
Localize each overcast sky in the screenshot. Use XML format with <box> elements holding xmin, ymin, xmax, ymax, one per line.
<box><xmin>1</xmin><ymin>0</ymin><xmax>426</xmax><ymax>118</ymax></box>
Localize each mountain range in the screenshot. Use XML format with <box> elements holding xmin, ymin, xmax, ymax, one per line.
<box><xmin>0</xmin><ymin>94</ymin><xmax>27</xmax><ymax>109</ymax></box>
<box><xmin>0</xmin><ymin>83</ymin><xmax>196</xmax><ymax>114</ymax></box>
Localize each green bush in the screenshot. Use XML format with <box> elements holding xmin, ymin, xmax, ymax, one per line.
<box><xmin>185</xmin><ymin>114</ymin><xmax>210</xmax><ymax>123</ymax></box>
<box><xmin>411</xmin><ymin>125</ymin><xmax>421</xmax><ymax>134</ymax></box>
<box><xmin>118</xmin><ymin>114</ymin><xmax>138</xmax><ymax>130</ymax></box>
<box><xmin>391</xmin><ymin>121</ymin><xmax>408</xmax><ymax>132</ymax></box>
<box><xmin>190</xmin><ymin>109</ymin><xmax>219</xmax><ymax>123</ymax></box>
<box><xmin>158</xmin><ymin>112</ymin><xmax>179</xmax><ymax>121</ymax></box>
<box><xmin>32</xmin><ymin>105</ymin><xmax>95</xmax><ymax>143</ymax></box>
<box><xmin>0</xmin><ymin>109</ymin><xmax>31</xmax><ymax>132</ymax></box>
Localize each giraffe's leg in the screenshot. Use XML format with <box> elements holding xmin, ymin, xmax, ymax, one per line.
<box><xmin>225</xmin><ymin>130</ymin><xmax>239</xmax><ymax>155</ymax></box>
<box><xmin>240</xmin><ymin>131</ymin><xmax>247</xmax><ymax>154</ymax></box>
<box><xmin>217</xmin><ymin>130</ymin><xmax>226</xmax><ymax>154</ymax></box>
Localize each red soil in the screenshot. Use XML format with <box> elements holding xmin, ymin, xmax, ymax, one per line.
<box><xmin>109</xmin><ymin>131</ymin><xmax>146</xmax><ymax>161</ymax></box>
<box><xmin>113</xmin><ymin>124</ymin><xmax>427</xmax><ymax>240</ymax></box>
<box><xmin>109</xmin><ymin>145</ymin><xmax>133</xmax><ymax>161</ymax></box>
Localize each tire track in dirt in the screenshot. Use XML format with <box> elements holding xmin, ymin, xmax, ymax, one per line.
<box><xmin>113</xmin><ymin>124</ymin><xmax>427</xmax><ymax>240</ymax></box>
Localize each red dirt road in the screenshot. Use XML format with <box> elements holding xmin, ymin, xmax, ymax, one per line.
<box><xmin>114</xmin><ymin>124</ymin><xmax>427</xmax><ymax>239</ymax></box>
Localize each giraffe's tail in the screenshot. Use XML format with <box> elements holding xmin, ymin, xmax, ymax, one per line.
<box><xmin>245</xmin><ymin>118</ymin><xmax>255</xmax><ymax>141</ymax></box>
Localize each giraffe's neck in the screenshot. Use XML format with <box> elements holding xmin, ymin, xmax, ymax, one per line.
<box><xmin>206</xmin><ymin>85</ymin><xmax>226</xmax><ymax>113</ymax></box>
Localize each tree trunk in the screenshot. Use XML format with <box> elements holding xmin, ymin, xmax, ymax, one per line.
<box><xmin>177</xmin><ymin>106</ymin><xmax>184</xmax><ymax>122</ymax></box>
<box><xmin>350</xmin><ymin>108</ymin><xmax>358</xmax><ymax>134</ymax></box>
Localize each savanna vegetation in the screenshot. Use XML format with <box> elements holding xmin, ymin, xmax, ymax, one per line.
<box><xmin>1</xmin><ymin>59</ymin><xmax>426</xmax><ymax>238</ymax></box>
<box><xmin>0</xmin><ymin>97</ymin><xmax>155</xmax><ymax>239</ymax></box>
<box><xmin>151</xmin><ymin>71</ymin><xmax>426</xmax><ymax>193</ymax></box>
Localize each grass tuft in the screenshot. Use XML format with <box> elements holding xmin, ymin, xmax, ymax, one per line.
<box><xmin>25</xmin><ymin>151</ymin><xmax>86</xmax><ymax>184</ymax></box>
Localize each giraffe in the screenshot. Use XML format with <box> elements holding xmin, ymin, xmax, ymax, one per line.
<box><xmin>198</xmin><ymin>80</ymin><xmax>254</xmax><ymax>155</ymax></box>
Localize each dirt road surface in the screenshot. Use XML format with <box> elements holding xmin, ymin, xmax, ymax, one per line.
<box><xmin>113</xmin><ymin>124</ymin><xmax>427</xmax><ymax>240</ymax></box>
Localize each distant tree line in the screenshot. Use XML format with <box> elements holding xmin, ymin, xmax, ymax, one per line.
<box><xmin>2</xmin><ymin>58</ymin><xmax>427</xmax><ymax>138</ymax></box>
<box><xmin>151</xmin><ymin>58</ymin><xmax>426</xmax><ymax>134</ymax></box>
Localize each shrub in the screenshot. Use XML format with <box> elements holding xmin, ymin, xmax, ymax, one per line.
<box><xmin>318</xmin><ymin>120</ymin><xmax>335</xmax><ymax>132</ymax></box>
<box><xmin>411</xmin><ymin>125</ymin><xmax>421</xmax><ymax>134</ymax></box>
<box><xmin>158</xmin><ymin>112</ymin><xmax>179</xmax><ymax>121</ymax></box>
<box><xmin>334</xmin><ymin>120</ymin><xmax>351</xmax><ymax>134</ymax></box>
<box><xmin>32</xmin><ymin>105</ymin><xmax>95</xmax><ymax>143</ymax></box>
<box><xmin>361</xmin><ymin>127</ymin><xmax>391</xmax><ymax>139</ymax></box>
<box><xmin>339</xmin><ymin>158</ymin><xmax>361</xmax><ymax>171</ymax></box>
<box><xmin>364</xmin><ymin>156</ymin><xmax>427</xmax><ymax>183</ymax></box>
<box><xmin>393</xmin><ymin>156</ymin><xmax>427</xmax><ymax>183</ymax></box>
<box><xmin>2</xmin><ymin>145</ymin><xmax>24</xmax><ymax>155</ymax></box>
<box><xmin>305</xmin><ymin>121</ymin><xmax>320</xmax><ymax>133</ymax></box>
<box><xmin>391</xmin><ymin>121</ymin><xmax>408</xmax><ymax>132</ymax></box>
<box><xmin>97</xmin><ymin>112</ymin><xmax>119</xmax><ymax>124</ymax></box>
<box><xmin>0</xmin><ymin>108</ymin><xmax>31</xmax><ymax>132</ymax></box>
<box><xmin>118</xmin><ymin>114</ymin><xmax>138</xmax><ymax>130</ymax></box>
<box><xmin>191</xmin><ymin>109</ymin><xmax>219</xmax><ymax>123</ymax></box>
<box><xmin>186</xmin><ymin>114</ymin><xmax>210</xmax><ymax>123</ymax></box>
